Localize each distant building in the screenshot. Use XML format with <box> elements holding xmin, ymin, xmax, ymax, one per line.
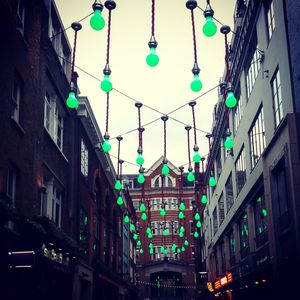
<box><xmin>201</xmin><ymin>1</ymin><xmax>300</xmax><ymax>299</ymax></box>
<box><xmin>123</xmin><ymin>157</ymin><xmax>205</xmax><ymax>300</ymax></box>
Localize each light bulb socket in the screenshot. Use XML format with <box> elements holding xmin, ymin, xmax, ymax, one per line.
<box><xmin>226</xmin><ymin>82</ymin><xmax>234</xmax><ymax>93</ymax></box>
<box><xmin>185</xmin><ymin>125</ymin><xmax>192</xmax><ymax>131</ymax></box>
<box><xmin>104</xmin><ymin>0</ymin><xmax>116</xmax><ymax>10</ymax></box>
<box><xmin>226</xmin><ymin>128</ymin><xmax>231</xmax><ymax>136</ymax></box>
<box><xmin>186</xmin><ymin>0</ymin><xmax>198</xmax><ymax>10</ymax></box>
<box><xmin>137</xmin><ymin>146</ymin><xmax>143</xmax><ymax>154</ymax></box>
<box><xmin>161</xmin><ymin>115</ymin><xmax>168</xmax><ymax>122</ymax></box>
<box><xmin>179</xmin><ymin>166</ymin><xmax>184</xmax><ymax>173</ymax></box>
<box><xmin>192</xmin><ymin>63</ymin><xmax>200</xmax><ymax>75</ymax></box>
<box><xmin>148</xmin><ymin>36</ymin><xmax>158</xmax><ymax>48</ymax></box>
<box><xmin>188</xmin><ymin>100</ymin><xmax>197</xmax><ymax>107</ymax></box>
<box><xmin>139</xmin><ymin>166</ymin><xmax>144</xmax><ymax>174</ymax></box>
<box><xmin>135</xmin><ymin>102</ymin><xmax>143</xmax><ymax>108</ymax></box>
<box><xmin>116</xmin><ymin>135</ymin><xmax>123</xmax><ymax>142</ymax></box>
<box><xmin>188</xmin><ymin>166</ymin><xmax>193</xmax><ymax>172</ymax></box>
<box><xmin>69</xmin><ymin>82</ymin><xmax>77</xmax><ymax>94</ymax></box>
<box><xmin>92</xmin><ymin>2</ymin><xmax>104</xmax><ymax>12</ymax></box>
<box><xmin>104</xmin><ymin>132</ymin><xmax>110</xmax><ymax>140</ymax></box>
<box><xmin>138</xmin><ymin>127</ymin><xmax>145</xmax><ymax>133</ymax></box>
<box><xmin>193</xmin><ymin>144</ymin><xmax>199</xmax><ymax>151</ymax></box>
<box><xmin>220</xmin><ymin>25</ymin><xmax>231</xmax><ymax>35</ymax></box>
<box><xmin>204</xmin><ymin>8</ymin><xmax>214</xmax><ymax>18</ymax></box>
<box><xmin>119</xmin><ymin>159</ymin><xmax>124</xmax><ymax>165</ymax></box>
<box><xmin>103</xmin><ymin>64</ymin><xmax>111</xmax><ymax>75</ymax></box>
<box><xmin>71</xmin><ymin>22</ymin><xmax>82</xmax><ymax>32</ymax></box>
<box><xmin>163</xmin><ymin>158</ymin><xmax>168</xmax><ymax>164</ymax></box>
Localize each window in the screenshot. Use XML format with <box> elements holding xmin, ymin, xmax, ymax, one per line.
<box><xmin>235</xmin><ymin>147</ymin><xmax>246</xmax><ymax>195</ymax></box>
<box><xmin>245</xmin><ymin>35</ymin><xmax>261</xmax><ymax>98</ymax></box>
<box><xmin>220</xmin><ymin>241</ymin><xmax>226</xmax><ymax>272</ymax></box>
<box><xmin>239</xmin><ymin>212</ymin><xmax>249</xmax><ymax>259</ymax></box>
<box><xmin>153</xmin><ymin>175</ymin><xmax>173</xmax><ymax>188</ymax></box>
<box><xmin>213</xmin><ymin>208</ymin><xmax>218</xmax><ymax>235</ymax></box>
<box><xmin>228</xmin><ymin>230</ymin><xmax>235</xmax><ymax>266</ymax></box>
<box><xmin>215</xmin><ymin>150</ymin><xmax>222</xmax><ymax>179</ymax></box>
<box><xmin>249</xmin><ymin>106</ymin><xmax>266</xmax><ymax>168</ymax></box>
<box><xmin>81</xmin><ymin>139</ymin><xmax>89</xmax><ymax>177</ymax></box>
<box><xmin>190</xmin><ymin>221</ymin><xmax>195</xmax><ymax>234</ymax></box>
<box><xmin>17</xmin><ymin>0</ymin><xmax>25</xmax><ymax>35</ymax></box>
<box><xmin>7</xmin><ymin>165</ymin><xmax>17</xmax><ymax>207</ymax></box>
<box><xmin>218</xmin><ymin>194</ymin><xmax>225</xmax><ymax>225</ymax></box>
<box><xmin>271</xmin><ymin>68</ymin><xmax>283</xmax><ymax>128</ymax></box>
<box><xmin>12</xmin><ymin>72</ymin><xmax>23</xmax><ymax>123</ymax></box>
<box><xmin>41</xmin><ymin>178</ymin><xmax>62</xmax><ymax>227</ymax></box>
<box><xmin>132</xmin><ymin>200</ymin><xmax>139</xmax><ymax>211</ymax></box>
<box><xmin>266</xmin><ymin>0</ymin><xmax>275</xmax><ymax>40</ymax></box>
<box><xmin>79</xmin><ymin>208</ymin><xmax>89</xmax><ymax>257</ymax></box>
<box><xmin>233</xmin><ymin>89</ymin><xmax>243</xmax><ymax>135</ymax></box>
<box><xmin>254</xmin><ymin>195</ymin><xmax>268</xmax><ymax>247</ymax></box>
<box><xmin>93</xmin><ymin>215</ymin><xmax>99</xmax><ymax>256</ymax></box>
<box><xmin>271</xmin><ymin>158</ymin><xmax>289</xmax><ymax>230</ymax></box>
<box><xmin>44</xmin><ymin>90</ymin><xmax>64</xmax><ymax>150</ymax></box>
<box><xmin>225</xmin><ymin>174</ymin><xmax>234</xmax><ymax>213</ymax></box>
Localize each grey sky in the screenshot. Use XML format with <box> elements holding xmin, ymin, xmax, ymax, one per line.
<box><xmin>55</xmin><ymin>0</ymin><xmax>236</xmax><ymax>174</ymax></box>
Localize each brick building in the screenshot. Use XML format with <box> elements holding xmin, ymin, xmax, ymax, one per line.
<box><xmin>0</xmin><ymin>1</ymin><xmax>137</xmax><ymax>300</ymax></box>
<box><xmin>123</xmin><ymin>157</ymin><xmax>205</xmax><ymax>300</ymax></box>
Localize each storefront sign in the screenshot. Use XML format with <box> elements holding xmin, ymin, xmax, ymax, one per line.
<box><xmin>207</xmin><ymin>282</ymin><xmax>214</xmax><ymax>292</ymax></box>
<box><xmin>214</xmin><ymin>272</ymin><xmax>233</xmax><ymax>290</ymax></box>
<box><xmin>42</xmin><ymin>244</ymin><xmax>70</xmax><ymax>266</ymax></box>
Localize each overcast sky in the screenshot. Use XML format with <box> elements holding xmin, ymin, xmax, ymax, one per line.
<box><xmin>55</xmin><ymin>0</ymin><xmax>236</xmax><ymax>174</ymax></box>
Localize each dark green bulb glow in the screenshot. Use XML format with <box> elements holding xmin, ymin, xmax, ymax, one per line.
<box><xmin>146</xmin><ymin>227</ymin><xmax>151</xmax><ymax>234</ymax></box>
<box><xmin>140</xmin><ymin>202</ymin><xmax>146</xmax><ymax>212</ymax></box>
<box><xmin>101</xmin><ymin>75</ymin><xmax>112</xmax><ymax>92</ymax></box>
<box><xmin>201</xmin><ymin>195</ymin><xmax>208</xmax><ymax>204</ymax></box>
<box><xmin>262</xmin><ymin>208</ymin><xmax>267</xmax><ymax>217</ymax></box>
<box><xmin>160</xmin><ymin>208</ymin><xmax>166</xmax><ymax>217</ymax></box>
<box><xmin>149</xmin><ymin>248</ymin><xmax>154</xmax><ymax>254</ymax></box>
<box><xmin>179</xmin><ymin>232</ymin><xmax>184</xmax><ymax>238</ymax></box>
<box><xmin>225</xmin><ymin>91</ymin><xmax>237</xmax><ymax>108</ymax></box>
<box><xmin>163</xmin><ymin>249</ymin><xmax>168</xmax><ymax>255</ymax></box>
<box><xmin>102</xmin><ymin>139</ymin><xmax>111</xmax><ymax>153</ymax></box>
<box><xmin>130</xmin><ymin>224</ymin><xmax>135</xmax><ymax>231</ymax></box>
<box><xmin>209</xmin><ymin>176</ymin><xmax>217</xmax><ymax>187</ymax></box>
<box><xmin>187</xmin><ymin>171</ymin><xmax>195</xmax><ymax>182</ymax></box>
<box><xmin>149</xmin><ymin>242</ymin><xmax>153</xmax><ymax>248</ymax></box>
<box><xmin>203</xmin><ymin>16</ymin><xmax>217</xmax><ymax>37</ymax></box>
<box><xmin>90</xmin><ymin>9</ymin><xmax>105</xmax><ymax>31</ymax></box>
<box><xmin>124</xmin><ymin>215</ymin><xmax>130</xmax><ymax>223</ymax></box>
<box><xmin>179</xmin><ymin>202</ymin><xmax>186</xmax><ymax>211</ymax></box>
<box><xmin>66</xmin><ymin>91</ymin><xmax>78</xmax><ymax>109</ymax></box>
<box><xmin>178</xmin><ymin>211</ymin><xmax>185</xmax><ymax>219</ymax></box>
<box><xmin>181</xmin><ymin>246</ymin><xmax>185</xmax><ymax>252</ymax></box>
<box><xmin>117</xmin><ymin>196</ymin><xmax>123</xmax><ymax>206</ymax></box>
<box><xmin>146</xmin><ymin>48</ymin><xmax>159</xmax><ymax>67</ymax></box>
<box><xmin>190</xmin><ymin>74</ymin><xmax>203</xmax><ymax>92</ymax></box>
<box><xmin>196</xmin><ymin>220</ymin><xmax>202</xmax><ymax>228</ymax></box>
<box><xmin>224</xmin><ymin>136</ymin><xmax>234</xmax><ymax>149</ymax></box>
<box><xmin>137</xmin><ymin>173</ymin><xmax>145</xmax><ymax>184</ymax></box>
<box><xmin>161</xmin><ymin>163</ymin><xmax>170</xmax><ymax>175</ymax></box>
<box><xmin>147</xmin><ymin>233</ymin><xmax>153</xmax><ymax>239</ymax></box>
<box><xmin>160</xmin><ymin>246</ymin><xmax>165</xmax><ymax>253</ymax></box>
<box><xmin>114</xmin><ymin>180</ymin><xmax>123</xmax><ymax>191</ymax></box>
<box><xmin>133</xmin><ymin>233</ymin><xmax>138</xmax><ymax>240</ymax></box>
<box><xmin>137</xmin><ymin>240</ymin><xmax>141</xmax><ymax>246</ymax></box>
<box><xmin>193</xmin><ymin>151</ymin><xmax>201</xmax><ymax>163</ymax></box>
<box><xmin>180</xmin><ymin>226</ymin><xmax>185</xmax><ymax>233</ymax></box>
<box><xmin>194</xmin><ymin>212</ymin><xmax>200</xmax><ymax>221</ymax></box>
<box><xmin>136</xmin><ymin>153</ymin><xmax>145</xmax><ymax>165</ymax></box>
<box><xmin>141</xmin><ymin>212</ymin><xmax>147</xmax><ymax>221</ymax></box>
<box><xmin>163</xmin><ymin>229</ymin><xmax>169</xmax><ymax>236</ymax></box>
<box><xmin>194</xmin><ymin>231</ymin><xmax>199</xmax><ymax>238</ymax></box>
<box><xmin>139</xmin><ymin>248</ymin><xmax>143</xmax><ymax>254</ymax></box>
<box><xmin>184</xmin><ymin>239</ymin><xmax>189</xmax><ymax>246</ymax></box>
<box><xmin>177</xmin><ymin>248</ymin><xmax>181</xmax><ymax>254</ymax></box>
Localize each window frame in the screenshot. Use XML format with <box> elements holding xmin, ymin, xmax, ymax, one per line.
<box><xmin>12</xmin><ymin>72</ymin><xmax>23</xmax><ymax>123</ymax></box>
<box><xmin>80</xmin><ymin>139</ymin><xmax>89</xmax><ymax>177</ymax></box>
<box><xmin>271</xmin><ymin>67</ymin><xmax>283</xmax><ymax>128</ymax></box>
<box><xmin>235</xmin><ymin>146</ymin><xmax>246</xmax><ymax>195</ymax></box>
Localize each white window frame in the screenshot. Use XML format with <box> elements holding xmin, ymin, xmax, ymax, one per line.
<box><xmin>267</xmin><ymin>1</ymin><xmax>275</xmax><ymax>40</ymax></box>
<box><xmin>81</xmin><ymin>139</ymin><xmax>89</xmax><ymax>177</ymax></box>
<box><xmin>7</xmin><ymin>166</ymin><xmax>17</xmax><ymax>207</ymax></box>
<box><xmin>12</xmin><ymin>73</ymin><xmax>22</xmax><ymax>123</ymax></box>
<box><xmin>271</xmin><ymin>68</ymin><xmax>283</xmax><ymax>128</ymax></box>
<box><xmin>17</xmin><ymin>0</ymin><xmax>25</xmax><ymax>35</ymax></box>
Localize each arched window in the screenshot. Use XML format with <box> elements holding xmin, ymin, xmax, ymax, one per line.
<box><xmin>152</xmin><ymin>175</ymin><xmax>174</xmax><ymax>188</ymax></box>
<box><xmin>154</xmin><ymin>177</ymin><xmax>160</xmax><ymax>188</ymax></box>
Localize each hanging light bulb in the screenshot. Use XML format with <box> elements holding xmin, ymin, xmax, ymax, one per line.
<box><xmin>141</xmin><ymin>212</ymin><xmax>147</xmax><ymax>221</ymax></box>
<box><xmin>149</xmin><ymin>248</ymin><xmax>154</xmax><ymax>254</ymax></box>
<box><xmin>133</xmin><ymin>233</ymin><xmax>138</xmax><ymax>240</ymax></box>
<box><xmin>147</xmin><ymin>232</ymin><xmax>153</xmax><ymax>239</ymax></box>
<box><xmin>130</xmin><ymin>223</ymin><xmax>135</xmax><ymax>232</ymax></box>
<box><xmin>184</xmin><ymin>239</ymin><xmax>189</xmax><ymax>246</ymax></box>
<box><xmin>187</xmin><ymin>167</ymin><xmax>195</xmax><ymax>182</ymax></box>
<box><xmin>114</xmin><ymin>179</ymin><xmax>123</xmax><ymax>191</ymax></box>
<box><xmin>224</xmin><ymin>135</ymin><xmax>234</xmax><ymax>149</ymax></box>
<box><xmin>140</xmin><ymin>202</ymin><xmax>146</xmax><ymax>212</ymax></box>
<box><xmin>201</xmin><ymin>194</ymin><xmax>208</xmax><ymax>204</ymax></box>
<box><xmin>117</xmin><ymin>195</ymin><xmax>123</xmax><ymax>206</ymax></box>
<box><xmin>160</xmin><ymin>246</ymin><xmax>165</xmax><ymax>253</ymax></box>
<box><xmin>194</xmin><ymin>231</ymin><xmax>199</xmax><ymax>238</ymax></box>
<box><xmin>180</xmin><ymin>226</ymin><xmax>185</xmax><ymax>233</ymax></box>
<box><xmin>160</xmin><ymin>207</ymin><xmax>166</xmax><ymax>217</ymax></box>
<box><xmin>177</xmin><ymin>248</ymin><xmax>181</xmax><ymax>254</ymax></box>
<box><xmin>146</xmin><ymin>36</ymin><xmax>159</xmax><ymax>67</ymax></box>
<box><xmin>179</xmin><ymin>232</ymin><xmax>184</xmax><ymax>238</ymax></box>
<box><xmin>90</xmin><ymin>2</ymin><xmax>105</xmax><ymax>31</ymax></box>
<box><xmin>66</xmin><ymin>90</ymin><xmax>78</xmax><ymax>109</ymax></box>
<box><xmin>139</xmin><ymin>248</ymin><xmax>143</xmax><ymax>254</ymax></box>
<box><xmin>181</xmin><ymin>246</ymin><xmax>186</xmax><ymax>252</ymax></box>
<box><xmin>225</xmin><ymin>84</ymin><xmax>237</xmax><ymax>108</ymax></box>
<box><xmin>171</xmin><ymin>243</ymin><xmax>177</xmax><ymax>251</ymax></box>
<box><xmin>209</xmin><ymin>175</ymin><xmax>217</xmax><ymax>187</ymax></box>
<box><xmin>137</xmin><ymin>240</ymin><xmax>141</xmax><ymax>246</ymax></box>
<box><xmin>203</xmin><ymin>9</ymin><xmax>217</xmax><ymax>37</ymax></box>
<box><xmin>196</xmin><ymin>220</ymin><xmax>202</xmax><ymax>228</ymax></box>
<box><xmin>149</xmin><ymin>242</ymin><xmax>154</xmax><ymax>248</ymax></box>
<box><xmin>190</xmin><ymin>63</ymin><xmax>203</xmax><ymax>92</ymax></box>
<box><xmin>178</xmin><ymin>211</ymin><xmax>185</xmax><ymax>219</ymax></box>
<box><xmin>161</xmin><ymin>163</ymin><xmax>170</xmax><ymax>175</ymax></box>
<box><xmin>137</xmin><ymin>173</ymin><xmax>145</xmax><ymax>184</ymax></box>
<box><xmin>179</xmin><ymin>202</ymin><xmax>186</xmax><ymax>211</ymax></box>
<box><xmin>136</xmin><ymin>152</ymin><xmax>145</xmax><ymax>165</ymax></box>
<box><xmin>163</xmin><ymin>229</ymin><xmax>169</xmax><ymax>236</ymax></box>
<box><xmin>102</xmin><ymin>136</ymin><xmax>111</xmax><ymax>153</ymax></box>
<box><xmin>193</xmin><ymin>145</ymin><xmax>201</xmax><ymax>163</ymax></box>
<box><xmin>146</xmin><ymin>227</ymin><xmax>151</xmax><ymax>234</ymax></box>
<box><xmin>194</xmin><ymin>212</ymin><xmax>200</xmax><ymax>221</ymax></box>
<box><xmin>163</xmin><ymin>248</ymin><xmax>168</xmax><ymax>255</ymax></box>
<box><xmin>101</xmin><ymin>64</ymin><xmax>113</xmax><ymax>92</ymax></box>
<box><xmin>124</xmin><ymin>215</ymin><xmax>130</xmax><ymax>223</ymax></box>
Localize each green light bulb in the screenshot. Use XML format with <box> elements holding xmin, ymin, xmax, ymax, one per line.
<box><xmin>149</xmin><ymin>242</ymin><xmax>153</xmax><ymax>248</ymax></box>
<box><xmin>141</xmin><ymin>212</ymin><xmax>147</xmax><ymax>221</ymax></box>
<box><xmin>124</xmin><ymin>215</ymin><xmax>130</xmax><ymax>223</ymax></box>
<box><xmin>139</xmin><ymin>248</ymin><xmax>143</xmax><ymax>254</ymax></box>
<box><xmin>147</xmin><ymin>232</ymin><xmax>153</xmax><ymax>239</ymax></box>
<box><xmin>146</xmin><ymin>47</ymin><xmax>159</xmax><ymax>67</ymax></box>
<box><xmin>100</xmin><ymin>75</ymin><xmax>112</xmax><ymax>92</ymax></box>
<box><xmin>178</xmin><ymin>211</ymin><xmax>185</xmax><ymax>219</ymax></box>
<box><xmin>179</xmin><ymin>202</ymin><xmax>186</xmax><ymax>211</ymax></box>
<box><xmin>114</xmin><ymin>180</ymin><xmax>123</xmax><ymax>191</ymax></box>
<box><xmin>209</xmin><ymin>176</ymin><xmax>217</xmax><ymax>187</ymax></box>
<box><xmin>102</xmin><ymin>139</ymin><xmax>111</xmax><ymax>153</ymax></box>
<box><xmin>171</xmin><ymin>244</ymin><xmax>177</xmax><ymax>251</ymax></box>
<box><xmin>262</xmin><ymin>208</ymin><xmax>267</xmax><ymax>217</ymax></box>
<box><xmin>117</xmin><ymin>196</ymin><xmax>123</xmax><ymax>206</ymax></box>
<box><xmin>196</xmin><ymin>220</ymin><xmax>202</xmax><ymax>228</ymax></box>
<box><xmin>190</xmin><ymin>74</ymin><xmax>203</xmax><ymax>92</ymax></box>
<box><xmin>179</xmin><ymin>232</ymin><xmax>184</xmax><ymax>238</ymax></box>
<box><xmin>177</xmin><ymin>248</ymin><xmax>181</xmax><ymax>254</ymax></box>
<box><xmin>160</xmin><ymin>208</ymin><xmax>166</xmax><ymax>217</ymax></box>
<box><xmin>90</xmin><ymin>9</ymin><xmax>105</xmax><ymax>31</ymax></box>
<box><xmin>194</xmin><ymin>231</ymin><xmax>199</xmax><ymax>238</ymax></box>
<box><xmin>130</xmin><ymin>224</ymin><xmax>135</xmax><ymax>232</ymax></box>
<box><xmin>163</xmin><ymin>229</ymin><xmax>169</xmax><ymax>236</ymax></box>
<box><xmin>184</xmin><ymin>240</ymin><xmax>189</xmax><ymax>246</ymax></box>
<box><xmin>66</xmin><ymin>91</ymin><xmax>78</xmax><ymax>109</ymax></box>
<box><xmin>187</xmin><ymin>171</ymin><xmax>195</xmax><ymax>182</ymax></box>
<box><xmin>194</xmin><ymin>212</ymin><xmax>200</xmax><ymax>221</ymax></box>
<box><xmin>224</xmin><ymin>136</ymin><xmax>234</xmax><ymax>149</ymax></box>
<box><xmin>193</xmin><ymin>151</ymin><xmax>201</xmax><ymax>163</ymax></box>
<box><xmin>181</xmin><ymin>246</ymin><xmax>185</xmax><ymax>252</ymax></box>
<box><xmin>225</xmin><ymin>91</ymin><xmax>237</xmax><ymax>108</ymax></box>
<box><xmin>180</xmin><ymin>226</ymin><xmax>185</xmax><ymax>233</ymax></box>
<box><xmin>160</xmin><ymin>246</ymin><xmax>165</xmax><ymax>253</ymax></box>
<box><xmin>133</xmin><ymin>233</ymin><xmax>138</xmax><ymax>240</ymax></box>
<box><xmin>201</xmin><ymin>195</ymin><xmax>208</xmax><ymax>204</ymax></box>
<box><xmin>137</xmin><ymin>240</ymin><xmax>141</xmax><ymax>246</ymax></box>
<box><xmin>140</xmin><ymin>202</ymin><xmax>146</xmax><ymax>212</ymax></box>
<box><xmin>149</xmin><ymin>248</ymin><xmax>154</xmax><ymax>254</ymax></box>
<box><xmin>161</xmin><ymin>163</ymin><xmax>170</xmax><ymax>175</ymax></box>
<box><xmin>163</xmin><ymin>249</ymin><xmax>168</xmax><ymax>255</ymax></box>
<box><xmin>203</xmin><ymin>16</ymin><xmax>217</xmax><ymax>37</ymax></box>
<box><xmin>146</xmin><ymin>227</ymin><xmax>151</xmax><ymax>234</ymax></box>
<box><xmin>136</xmin><ymin>153</ymin><xmax>145</xmax><ymax>165</ymax></box>
<box><xmin>137</xmin><ymin>173</ymin><xmax>145</xmax><ymax>184</ymax></box>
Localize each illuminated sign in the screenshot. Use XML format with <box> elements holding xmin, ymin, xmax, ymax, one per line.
<box><xmin>207</xmin><ymin>282</ymin><xmax>214</xmax><ymax>292</ymax></box>
<box><xmin>42</xmin><ymin>244</ymin><xmax>70</xmax><ymax>266</ymax></box>
<box><xmin>214</xmin><ymin>273</ymin><xmax>233</xmax><ymax>290</ymax></box>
